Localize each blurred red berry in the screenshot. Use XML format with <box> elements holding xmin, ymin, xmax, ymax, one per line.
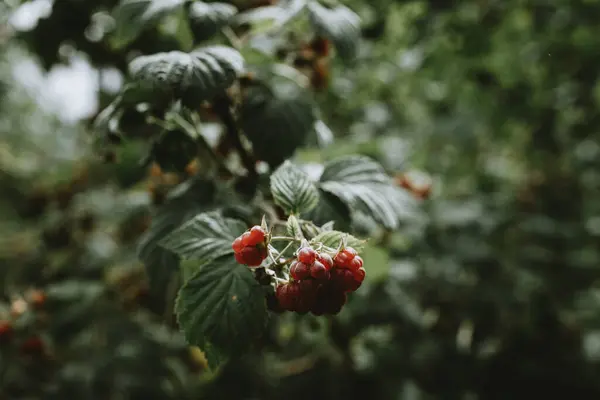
<box><xmin>240</xmin><ymin>231</ymin><xmax>253</xmax><ymax>247</ymax></box>
<box><xmin>290</xmin><ymin>261</ymin><xmax>311</xmax><ymax>280</ymax></box>
<box><xmin>0</xmin><ymin>320</ymin><xmax>13</xmax><ymax>342</ymax></box>
<box><xmin>232</xmin><ymin>237</ymin><xmax>244</xmax><ymax>253</ymax></box>
<box><xmin>319</xmin><ymin>253</ymin><xmax>334</xmax><ymax>270</ymax></box>
<box><xmin>246</xmin><ymin>226</ymin><xmax>266</xmax><ymax>246</ymax></box>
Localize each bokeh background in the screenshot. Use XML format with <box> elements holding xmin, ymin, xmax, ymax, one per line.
<box><xmin>2</xmin><ymin>0</ymin><xmax>600</xmax><ymax>399</ymax></box>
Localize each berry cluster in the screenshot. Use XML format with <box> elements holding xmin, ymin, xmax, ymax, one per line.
<box><xmin>232</xmin><ymin>226</ymin><xmax>268</xmax><ymax>267</ymax></box>
<box><xmin>271</xmin><ymin>247</ymin><xmax>365</xmax><ymax>315</ymax></box>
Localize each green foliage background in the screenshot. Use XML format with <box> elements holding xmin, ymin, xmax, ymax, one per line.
<box><xmin>2</xmin><ymin>0</ymin><xmax>600</xmax><ymax>399</ymax></box>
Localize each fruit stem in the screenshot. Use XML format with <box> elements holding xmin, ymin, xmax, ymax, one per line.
<box><xmin>270</xmin><ymin>236</ymin><xmax>296</xmax><ymax>241</ymax></box>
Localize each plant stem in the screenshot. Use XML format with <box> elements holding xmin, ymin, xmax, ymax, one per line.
<box><xmin>212</xmin><ymin>95</ymin><xmax>257</xmax><ymax>179</ymax></box>
<box><xmin>270</xmin><ymin>236</ymin><xmax>296</xmax><ymax>241</ymax></box>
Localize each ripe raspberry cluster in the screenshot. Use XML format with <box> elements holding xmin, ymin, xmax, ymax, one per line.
<box><xmin>271</xmin><ymin>247</ymin><xmax>365</xmax><ymax>315</ymax></box>
<box><xmin>232</xmin><ymin>226</ymin><xmax>268</xmax><ymax>267</ymax></box>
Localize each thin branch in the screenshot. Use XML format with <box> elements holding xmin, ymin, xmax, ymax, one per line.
<box><xmin>212</xmin><ymin>95</ymin><xmax>257</xmax><ymax>179</ymax></box>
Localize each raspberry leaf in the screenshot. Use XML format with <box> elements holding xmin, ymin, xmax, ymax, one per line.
<box><xmin>286</xmin><ymin>215</ymin><xmax>304</xmax><ymax>240</ymax></box>
<box><xmin>175</xmin><ymin>255</ymin><xmax>268</xmax><ymax>370</ymax></box>
<box><xmin>240</xmin><ymin>84</ymin><xmax>316</xmax><ymax>169</ymax></box>
<box><xmin>318</xmin><ymin>155</ymin><xmax>416</xmax><ymax>230</ymax></box>
<box><xmin>159</xmin><ymin>211</ymin><xmax>246</xmax><ymax>263</ymax></box>
<box><xmin>188</xmin><ymin>1</ymin><xmax>238</xmax><ymax>43</ymax></box>
<box><xmin>307</xmin><ymin>2</ymin><xmax>361</xmax><ymax>62</ymax></box>
<box><xmin>128</xmin><ymin>46</ymin><xmax>245</xmax><ymax>104</ymax></box>
<box><xmin>270</xmin><ymin>161</ymin><xmax>320</xmax><ymax>215</ymax></box>
<box><xmin>110</xmin><ymin>0</ymin><xmax>186</xmax><ymax>49</ymax></box>
<box><xmin>311</xmin><ymin>230</ymin><xmax>366</xmax><ymax>252</ymax></box>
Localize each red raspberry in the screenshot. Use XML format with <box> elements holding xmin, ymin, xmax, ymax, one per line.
<box><xmin>334</xmin><ymin>252</ymin><xmax>351</xmax><ymax>268</ymax></box>
<box><xmin>297</xmin><ymin>247</ymin><xmax>317</xmax><ymax>265</ymax></box>
<box><xmin>0</xmin><ymin>320</ymin><xmax>13</xmax><ymax>342</ymax></box>
<box><xmin>348</xmin><ymin>255</ymin><xmax>363</xmax><ymax>271</ymax></box>
<box><xmin>344</xmin><ymin>247</ymin><xmax>358</xmax><ymax>257</ymax></box>
<box><xmin>290</xmin><ymin>261</ymin><xmax>310</xmax><ymax>280</ymax></box>
<box><xmin>232</xmin><ymin>237</ymin><xmax>244</xmax><ymax>253</ymax></box>
<box><xmin>240</xmin><ymin>232</ymin><xmax>252</xmax><ymax>246</ymax></box>
<box><xmin>234</xmin><ymin>251</ymin><xmax>246</xmax><ymax>264</ymax></box>
<box><xmin>311</xmin><ymin>282</ymin><xmax>347</xmax><ymax>315</ymax></box>
<box><xmin>310</xmin><ymin>261</ymin><xmax>329</xmax><ymax>281</ymax></box>
<box><xmin>296</xmin><ymin>280</ymin><xmax>319</xmax><ymax>314</ymax></box>
<box><xmin>318</xmin><ymin>253</ymin><xmax>333</xmax><ymax>270</ymax></box>
<box><xmin>246</xmin><ymin>226</ymin><xmax>266</xmax><ymax>246</ymax></box>
<box><xmin>331</xmin><ymin>268</ymin><xmax>356</xmax><ymax>291</ymax></box>
<box><xmin>238</xmin><ymin>246</ymin><xmax>267</xmax><ymax>267</ymax></box>
<box><xmin>353</xmin><ymin>267</ymin><xmax>366</xmax><ymax>287</ymax></box>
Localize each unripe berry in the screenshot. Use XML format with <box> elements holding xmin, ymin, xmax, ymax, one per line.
<box><xmin>290</xmin><ymin>261</ymin><xmax>311</xmax><ymax>280</ymax></box>
<box><xmin>310</xmin><ymin>261</ymin><xmax>329</xmax><ymax>281</ymax></box>
<box><xmin>246</xmin><ymin>226</ymin><xmax>266</xmax><ymax>246</ymax></box>
<box><xmin>297</xmin><ymin>247</ymin><xmax>317</xmax><ymax>265</ymax></box>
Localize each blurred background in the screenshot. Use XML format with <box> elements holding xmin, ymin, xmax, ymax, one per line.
<box><xmin>1</xmin><ymin>0</ymin><xmax>600</xmax><ymax>399</ymax></box>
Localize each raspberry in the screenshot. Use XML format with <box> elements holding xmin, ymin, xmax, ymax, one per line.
<box><xmin>276</xmin><ymin>282</ymin><xmax>301</xmax><ymax>311</ymax></box>
<box><xmin>0</xmin><ymin>320</ymin><xmax>13</xmax><ymax>342</ymax></box>
<box><xmin>348</xmin><ymin>255</ymin><xmax>363</xmax><ymax>271</ymax></box>
<box><xmin>240</xmin><ymin>231</ymin><xmax>253</xmax><ymax>247</ymax></box>
<box><xmin>232</xmin><ymin>237</ymin><xmax>244</xmax><ymax>253</ymax></box>
<box><xmin>246</xmin><ymin>226</ymin><xmax>266</xmax><ymax>246</ymax></box>
<box><xmin>297</xmin><ymin>247</ymin><xmax>317</xmax><ymax>265</ymax></box>
<box><xmin>344</xmin><ymin>247</ymin><xmax>358</xmax><ymax>257</ymax></box>
<box><xmin>311</xmin><ymin>282</ymin><xmax>347</xmax><ymax>315</ymax></box>
<box><xmin>310</xmin><ymin>261</ymin><xmax>329</xmax><ymax>281</ymax></box>
<box><xmin>290</xmin><ymin>261</ymin><xmax>311</xmax><ymax>280</ymax></box>
<box><xmin>239</xmin><ymin>246</ymin><xmax>267</xmax><ymax>267</ymax></box>
<box><xmin>353</xmin><ymin>268</ymin><xmax>366</xmax><ymax>288</ymax></box>
<box><xmin>334</xmin><ymin>252</ymin><xmax>350</xmax><ymax>268</ymax></box>
<box><xmin>318</xmin><ymin>253</ymin><xmax>333</xmax><ymax>270</ymax></box>
<box><xmin>234</xmin><ymin>251</ymin><xmax>246</xmax><ymax>265</ymax></box>
<box><xmin>331</xmin><ymin>268</ymin><xmax>356</xmax><ymax>291</ymax></box>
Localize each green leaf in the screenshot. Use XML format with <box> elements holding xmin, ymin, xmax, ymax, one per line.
<box><xmin>188</xmin><ymin>1</ymin><xmax>238</xmax><ymax>42</ymax></box>
<box><xmin>159</xmin><ymin>212</ymin><xmax>246</xmax><ymax>263</ymax></box>
<box><xmin>307</xmin><ymin>2</ymin><xmax>361</xmax><ymax>62</ymax></box>
<box><xmin>361</xmin><ymin>245</ymin><xmax>390</xmax><ymax>283</ymax></box>
<box><xmin>234</xmin><ymin>0</ymin><xmax>307</xmax><ymax>35</ymax></box>
<box><xmin>175</xmin><ymin>255</ymin><xmax>268</xmax><ymax>369</ymax></box>
<box><xmin>270</xmin><ymin>161</ymin><xmax>319</xmax><ymax>215</ymax></box>
<box><xmin>311</xmin><ymin>230</ymin><xmax>366</xmax><ymax>252</ymax></box>
<box><xmin>137</xmin><ymin>179</ymin><xmax>217</xmax><ymax>292</ymax></box>
<box><xmin>111</xmin><ymin>0</ymin><xmax>186</xmax><ymax>48</ymax></box>
<box><xmin>286</xmin><ymin>215</ymin><xmax>303</xmax><ymax>239</ymax></box>
<box><xmin>128</xmin><ymin>46</ymin><xmax>245</xmax><ymax>104</ymax></box>
<box><xmin>240</xmin><ymin>85</ymin><xmax>316</xmax><ymax>169</ymax></box>
<box><xmin>319</xmin><ymin>155</ymin><xmax>414</xmax><ymax>230</ymax></box>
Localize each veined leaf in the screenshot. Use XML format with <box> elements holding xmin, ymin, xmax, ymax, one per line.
<box><xmin>286</xmin><ymin>215</ymin><xmax>304</xmax><ymax>240</ymax></box>
<box><xmin>307</xmin><ymin>1</ymin><xmax>361</xmax><ymax>62</ymax></box>
<box><xmin>159</xmin><ymin>212</ymin><xmax>246</xmax><ymax>263</ymax></box>
<box><xmin>270</xmin><ymin>161</ymin><xmax>319</xmax><ymax>215</ymax></box>
<box><xmin>111</xmin><ymin>0</ymin><xmax>185</xmax><ymax>48</ymax></box>
<box><xmin>188</xmin><ymin>1</ymin><xmax>238</xmax><ymax>42</ymax></box>
<box><xmin>311</xmin><ymin>230</ymin><xmax>366</xmax><ymax>252</ymax></box>
<box><xmin>318</xmin><ymin>155</ymin><xmax>415</xmax><ymax>230</ymax></box>
<box><xmin>175</xmin><ymin>255</ymin><xmax>268</xmax><ymax>369</ymax></box>
<box><xmin>128</xmin><ymin>46</ymin><xmax>245</xmax><ymax>103</ymax></box>
<box><xmin>240</xmin><ymin>85</ymin><xmax>315</xmax><ymax>169</ymax></box>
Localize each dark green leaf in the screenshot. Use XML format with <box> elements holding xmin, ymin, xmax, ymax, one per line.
<box><xmin>175</xmin><ymin>255</ymin><xmax>268</xmax><ymax>369</ymax></box>
<box><xmin>188</xmin><ymin>1</ymin><xmax>238</xmax><ymax>42</ymax></box>
<box><xmin>307</xmin><ymin>2</ymin><xmax>361</xmax><ymax>62</ymax></box>
<box><xmin>128</xmin><ymin>46</ymin><xmax>245</xmax><ymax>103</ymax></box>
<box><xmin>311</xmin><ymin>230</ymin><xmax>366</xmax><ymax>252</ymax></box>
<box><xmin>159</xmin><ymin>212</ymin><xmax>246</xmax><ymax>263</ymax></box>
<box><xmin>270</xmin><ymin>161</ymin><xmax>319</xmax><ymax>214</ymax></box>
<box><xmin>111</xmin><ymin>0</ymin><xmax>186</xmax><ymax>48</ymax></box>
<box><xmin>240</xmin><ymin>85</ymin><xmax>315</xmax><ymax>169</ymax></box>
<box><xmin>319</xmin><ymin>155</ymin><xmax>415</xmax><ymax>230</ymax></box>
<box><xmin>137</xmin><ymin>179</ymin><xmax>217</xmax><ymax>292</ymax></box>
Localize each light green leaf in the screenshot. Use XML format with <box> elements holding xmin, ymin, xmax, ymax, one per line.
<box><xmin>361</xmin><ymin>245</ymin><xmax>390</xmax><ymax>283</ymax></box>
<box><xmin>307</xmin><ymin>1</ymin><xmax>361</xmax><ymax>62</ymax></box>
<box><xmin>319</xmin><ymin>155</ymin><xmax>415</xmax><ymax>230</ymax></box>
<box><xmin>188</xmin><ymin>1</ymin><xmax>238</xmax><ymax>42</ymax></box>
<box><xmin>128</xmin><ymin>46</ymin><xmax>245</xmax><ymax>103</ymax></box>
<box><xmin>111</xmin><ymin>0</ymin><xmax>185</xmax><ymax>48</ymax></box>
<box><xmin>271</xmin><ymin>161</ymin><xmax>319</xmax><ymax>215</ymax></box>
<box><xmin>175</xmin><ymin>255</ymin><xmax>268</xmax><ymax>369</ymax></box>
<box><xmin>310</xmin><ymin>230</ymin><xmax>366</xmax><ymax>252</ymax></box>
<box><xmin>159</xmin><ymin>211</ymin><xmax>246</xmax><ymax>263</ymax></box>
<box><xmin>286</xmin><ymin>215</ymin><xmax>303</xmax><ymax>239</ymax></box>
